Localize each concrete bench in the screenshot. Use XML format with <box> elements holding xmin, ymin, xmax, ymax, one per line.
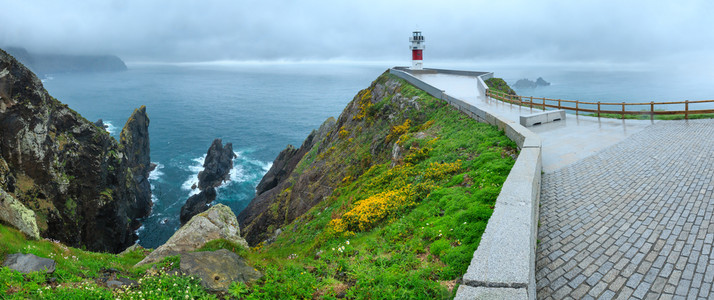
<box><xmin>519</xmin><ymin>110</ymin><xmax>565</xmax><ymax>127</ymax></box>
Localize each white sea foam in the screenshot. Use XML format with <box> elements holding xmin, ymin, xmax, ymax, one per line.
<box><xmin>182</xmin><ymin>151</ymin><xmax>271</xmax><ymax>197</ymax></box>
<box><xmin>103</xmin><ymin>121</ymin><xmax>117</xmax><ymax>136</ymax></box>
<box><xmin>181</xmin><ymin>155</ymin><xmax>206</xmax><ymax>196</ymax></box>
<box><xmin>148</xmin><ymin>162</ymin><xmax>164</xmax><ymax>181</ymax></box>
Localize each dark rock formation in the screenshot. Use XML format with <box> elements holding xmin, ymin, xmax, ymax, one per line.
<box><xmin>179</xmin><ymin>139</ymin><xmax>236</xmax><ymax>224</ymax></box>
<box><xmin>2</xmin><ymin>253</ymin><xmax>56</xmax><ymax>273</ymax></box>
<box><xmin>94</xmin><ymin>119</ymin><xmax>108</xmax><ymax>130</ymax></box>
<box><xmin>513</xmin><ymin>77</ymin><xmax>550</xmax><ymax>89</ymax></box>
<box><xmin>255</xmin><ymin>118</ymin><xmax>335</xmax><ymax>196</ymax></box>
<box><xmin>180</xmin><ymin>249</ymin><xmax>262</xmax><ymax>292</ymax></box>
<box><xmin>4</xmin><ymin>47</ymin><xmax>127</xmax><ymax>75</ymax></box>
<box><xmin>179</xmin><ymin>187</ymin><xmax>216</xmax><ymax>225</ymax></box>
<box><xmin>0</xmin><ymin>48</ymin><xmax>151</xmax><ymax>253</ymax></box>
<box><xmin>535</xmin><ymin>77</ymin><xmax>551</xmax><ymax>86</ymax></box>
<box><xmin>197</xmin><ymin>139</ymin><xmax>236</xmax><ymax>190</ymax></box>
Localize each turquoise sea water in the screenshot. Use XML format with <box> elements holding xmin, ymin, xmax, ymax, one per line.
<box><xmin>41</xmin><ymin>62</ymin><xmax>713</xmax><ymax>248</ymax></box>
<box><xmin>42</xmin><ymin>63</ymin><xmax>385</xmax><ymax>248</ymax></box>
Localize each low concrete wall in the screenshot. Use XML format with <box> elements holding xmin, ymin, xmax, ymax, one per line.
<box><xmin>520</xmin><ymin>110</ymin><xmax>566</xmax><ymax>127</ymax></box>
<box><xmin>389</xmin><ymin>68</ymin><xmax>541</xmax><ymax>299</ymax></box>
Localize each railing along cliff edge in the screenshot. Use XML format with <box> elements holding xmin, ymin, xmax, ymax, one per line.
<box><xmin>487</xmin><ymin>90</ymin><xmax>714</xmax><ymax>120</ymax></box>
<box><xmin>389</xmin><ymin>68</ymin><xmax>541</xmax><ymax>300</ymax></box>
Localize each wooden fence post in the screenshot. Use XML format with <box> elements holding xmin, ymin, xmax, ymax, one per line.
<box><xmin>685</xmin><ymin>100</ymin><xmax>689</xmax><ymax>120</ymax></box>
<box><xmin>558</xmin><ymin>99</ymin><xmax>561</xmax><ymax>110</ymax></box>
<box><xmin>575</xmin><ymin>101</ymin><xmax>579</xmax><ymax>116</ymax></box>
<box><xmin>597</xmin><ymin>101</ymin><xmax>601</xmax><ymax>118</ymax></box>
<box><xmin>622</xmin><ymin>102</ymin><xmax>625</xmax><ymax>119</ymax></box>
<box><xmin>650</xmin><ymin>101</ymin><xmax>654</xmax><ymax>121</ymax></box>
<box><xmin>542</xmin><ymin>98</ymin><xmax>546</xmax><ymax>111</ymax></box>
<box><xmin>529</xmin><ymin>96</ymin><xmax>533</xmax><ymax>111</ymax></box>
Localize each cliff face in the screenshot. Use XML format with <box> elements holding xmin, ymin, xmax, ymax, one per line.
<box><xmin>0</xmin><ymin>48</ymin><xmax>150</xmax><ymax>253</ymax></box>
<box><xmin>238</xmin><ymin>72</ymin><xmax>426</xmax><ymax>246</ymax></box>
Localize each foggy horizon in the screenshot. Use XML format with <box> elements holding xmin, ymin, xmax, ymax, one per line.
<box><xmin>2</xmin><ymin>0</ymin><xmax>713</xmax><ymax>72</ymax></box>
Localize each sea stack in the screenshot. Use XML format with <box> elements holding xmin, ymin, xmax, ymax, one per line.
<box><xmin>180</xmin><ymin>139</ymin><xmax>236</xmax><ymax>225</ymax></box>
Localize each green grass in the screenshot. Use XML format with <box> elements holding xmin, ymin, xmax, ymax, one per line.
<box><xmin>0</xmin><ymin>73</ymin><xmax>517</xmax><ymax>299</ymax></box>
<box><xmin>236</xmin><ymin>74</ymin><xmax>517</xmax><ymax>299</ymax></box>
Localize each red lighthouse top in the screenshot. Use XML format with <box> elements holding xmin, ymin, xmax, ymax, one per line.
<box><xmin>409</xmin><ymin>31</ymin><xmax>424</xmax><ymax>70</ymax></box>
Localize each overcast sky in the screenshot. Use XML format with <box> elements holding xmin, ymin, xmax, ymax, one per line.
<box><xmin>1</xmin><ymin>0</ymin><xmax>713</xmax><ymax>67</ymax></box>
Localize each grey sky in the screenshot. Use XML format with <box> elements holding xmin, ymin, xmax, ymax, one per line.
<box><xmin>1</xmin><ymin>0</ymin><xmax>713</xmax><ymax>66</ymax></box>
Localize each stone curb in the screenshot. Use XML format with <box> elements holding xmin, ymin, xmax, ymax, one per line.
<box><xmin>390</xmin><ymin>68</ymin><xmax>541</xmax><ymax>299</ymax></box>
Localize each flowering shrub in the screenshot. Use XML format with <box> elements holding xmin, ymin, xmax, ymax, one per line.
<box><xmin>331</xmin><ymin>161</ymin><xmax>461</xmax><ymax>233</ymax></box>
<box><xmin>338</xmin><ymin>126</ymin><xmax>350</xmax><ymax>139</ymax></box>
<box><xmin>386</xmin><ymin>119</ymin><xmax>411</xmax><ymax>142</ymax></box>
<box><xmin>353</xmin><ymin>89</ymin><xmax>373</xmax><ymax>121</ymax></box>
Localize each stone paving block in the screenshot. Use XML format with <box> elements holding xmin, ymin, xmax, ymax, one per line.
<box><xmin>455</xmin><ymin>285</ymin><xmax>528</xmax><ymax>300</ymax></box>
<box><xmin>536</xmin><ymin>120</ymin><xmax>714</xmax><ymax>299</ymax></box>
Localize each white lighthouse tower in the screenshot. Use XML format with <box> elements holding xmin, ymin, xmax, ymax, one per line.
<box><xmin>409</xmin><ymin>31</ymin><xmax>425</xmax><ymax>70</ymax></box>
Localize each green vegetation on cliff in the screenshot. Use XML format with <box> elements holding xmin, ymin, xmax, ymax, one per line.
<box><xmin>0</xmin><ymin>72</ymin><xmax>516</xmax><ymax>299</ymax></box>
<box><xmin>485</xmin><ymin>77</ymin><xmax>517</xmax><ymax>95</ymax></box>
<box><xmin>238</xmin><ymin>73</ymin><xmax>517</xmax><ymax>298</ymax></box>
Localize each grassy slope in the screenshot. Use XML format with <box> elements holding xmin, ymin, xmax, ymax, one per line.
<box><xmin>0</xmin><ymin>73</ymin><xmax>517</xmax><ymax>299</ymax></box>
<box><xmin>237</xmin><ymin>74</ymin><xmax>517</xmax><ymax>299</ymax></box>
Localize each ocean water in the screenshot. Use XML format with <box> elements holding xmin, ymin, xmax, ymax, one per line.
<box><xmin>40</xmin><ymin>62</ymin><xmax>713</xmax><ymax>248</ymax></box>
<box><xmin>42</xmin><ymin>63</ymin><xmax>385</xmax><ymax>248</ymax></box>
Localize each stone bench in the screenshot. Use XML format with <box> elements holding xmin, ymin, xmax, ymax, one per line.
<box><xmin>519</xmin><ymin>110</ymin><xmax>565</xmax><ymax>127</ymax></box>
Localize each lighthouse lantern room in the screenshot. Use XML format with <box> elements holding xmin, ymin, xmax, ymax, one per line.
<box><xmin>409</xmin><ymin>31</ymin><xmax>425</xmax><ymax>70</ymax></box>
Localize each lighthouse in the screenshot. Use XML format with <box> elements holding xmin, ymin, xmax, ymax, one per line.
<box><xmin>409</xmin><ymin>31</ymin><xmax>424</xmax><ymax>70</ymax></box>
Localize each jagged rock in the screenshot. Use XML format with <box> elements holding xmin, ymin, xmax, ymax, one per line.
<box><xmin>256</xmin><ymin>117</ymin><xmax>336</xmax><ymax>196</ymax></box>
<box><xmin>197</xmin><ymin>139</ymin><xmax>236</xmax><ymax>191</ymax></box>
<box><xmin>179</xmin><ymin>187</ymin><xmax>217</xmax><ymax>225</ymax></box>
<box><xmin>120</xmin><ymin>106</ymin><xmax>153</xmax><ymax>221</ymax></box>
<box><xmin>180</xmin><ymin>249</ymin><xmax>262</xmax><ymax>292</ymax></box>
<box><xmin>94</xmin><ymin>119</ymin><xmax>107</xmax><ymax>129</ymax></box>
<box><xmin>0</xmin><ymin>189</ymin><xmax>40</xmax><ymax>239</ymax></box>
<box><xmin>2</xmin><ymin>253</ymin><xmax>56</xmax><ymax>273</ymax></box>
<box><xmin>135</xmin><ymin>204</ymin><xmax>248</xmax><ymax>266</ymax></box>
<box><xmin>535</xmin><ymin>77</ymin><xmax>550</xmax><ymax>86</ymax></box>
<box><xmin>239</xmin><ymin>117</ymin><xmax>336</xmax><ymax>245</ymax></box>
<box><xmin>0</xmin><ymin>48</ymin><xmax>151</xmax><ymax>253</ymax></box>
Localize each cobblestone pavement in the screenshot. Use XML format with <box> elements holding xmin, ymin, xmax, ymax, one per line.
<box><xmin>536</xmin><ymin>120</ymin><xmax>714</xmax><ymax>300</ymax></box>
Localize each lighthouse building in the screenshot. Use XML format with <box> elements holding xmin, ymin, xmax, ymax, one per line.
<box><xmin>409</xmin><ymin>31</ymin><xmax>424</xmax><ymax>70</ymax></box>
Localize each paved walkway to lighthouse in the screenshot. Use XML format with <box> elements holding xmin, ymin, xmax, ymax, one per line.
<box><xmin>409</xmin><ymin>71</ymin><xmax>714</xmax><ymax>299</ymax></box>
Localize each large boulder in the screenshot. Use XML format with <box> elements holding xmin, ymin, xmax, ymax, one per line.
<box><xmin>135</xmin><ymin>204</ymin><xmax>248</xmax><ymax>266</ymax></box>
<box><xmin>197</xmin><ymin>139</ymin><xmax>236</xmax><ymax>190</ymax></box>
<box><xmin>2</xmin><ymin>253</ymin><xmax>55</xmax><ymax>273</ymax></box>
<box><xmin>180</xmin><ymin>249</ymin><xmax>262</xmax><ymax>292</ymax></box>
<box><xmin>0</xmin><ymin>189</ymin><xmax>40</xmax><ymax>239</ymax></box>
<box><xmin>179</xmin><ymin>187</ymin><xmax>216</xmax><ymax>225</ymax></box>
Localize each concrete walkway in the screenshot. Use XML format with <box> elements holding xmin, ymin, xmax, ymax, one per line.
<box><xmin>411</xmin><ymin>72</ymin><xmax>714</xmax><ymax>299</ymax></box>
<box><xmin>411</xmin><ymin>73</ymin><xmax>654</xmax><ymax>173</ymax></box>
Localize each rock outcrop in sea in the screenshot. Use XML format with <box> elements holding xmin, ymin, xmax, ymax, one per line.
<box><xmin>179</xmin><ymin>139</ymin><xmax>236</xmax><ymax>224</ymax></box>
<box><xmin>197</xmin><ymin>139</ymin><xmax>236</xmax><ymax>190</ymax></box>
<box><xmin>0</xmin><ymin>48</ymin><xmax>151</xmax><ymax>253</ymax></box>
<box><xmin>513</xmin><ymin>77</ymin><xmax>550</xmax><ymax>89</ymax></box>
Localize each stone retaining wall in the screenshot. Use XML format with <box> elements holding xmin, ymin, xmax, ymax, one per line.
<box><xmin>389</xmin><ymin>68</ymin><xmax>541</xmax><ymax>299</ymax></box>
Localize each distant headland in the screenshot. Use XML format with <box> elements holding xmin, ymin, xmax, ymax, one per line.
<box><xmin>4</xmin><ymin>46</ymin><xmax>127</xmax><ymax>75</ymax></box>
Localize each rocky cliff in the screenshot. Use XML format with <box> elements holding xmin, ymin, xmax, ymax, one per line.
<box><xmin>238</xmin><ymin>72</ymin><xmax>429</xmax><ymax>245</ymax></box>
<box><xmin>0</xmin><ymin>48</ymin><xmax>151</xmax><ymax>253</ymax></box>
